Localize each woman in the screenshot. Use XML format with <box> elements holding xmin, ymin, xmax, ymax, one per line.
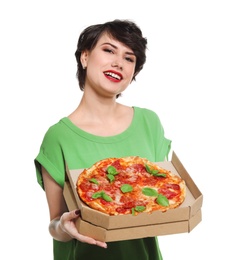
<box><xmin>35</xmin><ymin>19</ymin><xmax>171</xmax><ymax>260</ymax></box>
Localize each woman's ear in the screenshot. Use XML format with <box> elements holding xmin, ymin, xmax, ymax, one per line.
<box><xmin>80</xmin><ymin>50</ymin><xmax>89</xmax><ymax>69</ymax></box>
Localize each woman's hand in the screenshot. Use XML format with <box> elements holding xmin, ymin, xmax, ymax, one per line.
<box><xmin>58</xmin><ymin>209</ymin><xmax>107</xmax><ymax>248</ymax></box>
<box><xmin>42</xmin><ymin>167</ymin><xmax>107</xmax><ymax>248</ymax></box>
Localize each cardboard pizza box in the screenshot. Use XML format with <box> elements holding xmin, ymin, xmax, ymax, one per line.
<box><xmin>63</xmin><ymin>151</ymin><xmax>203</xmax><ymax>242</ymax></box>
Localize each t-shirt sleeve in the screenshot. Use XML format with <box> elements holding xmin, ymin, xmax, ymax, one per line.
<box><xmin>156</xmin><ymin>119</ymin><xmax>171</xmax><ymax>161</ymax></box>
<box><xmin>34</xmin><ymin>125</ymin><xmax>66</xmax><ymax>189</ymax></box>
<box><xmin>144</xmin><ymin>108</ymin><xmax>172</xmax><ymax>161</ymax></box>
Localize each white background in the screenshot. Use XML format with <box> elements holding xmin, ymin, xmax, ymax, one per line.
<box><xmin>1</xmin><ymin>0</ymin><xmax>236</xmax><ymax>259</ymax></box>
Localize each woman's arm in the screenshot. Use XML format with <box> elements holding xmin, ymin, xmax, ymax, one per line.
<box><xmin>42</xmin><ymin>166</ymin><xmax>107</xmax><ymax>248</ymax></box>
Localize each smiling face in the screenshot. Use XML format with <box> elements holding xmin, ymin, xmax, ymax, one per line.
<box><xmin>80</xmin><ymin>33</ymin><xmax>136</xmax><ymax>98</ymax></box>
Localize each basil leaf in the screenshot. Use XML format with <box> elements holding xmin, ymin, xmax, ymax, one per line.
<box><xmin>145</xmin><ymin>164</ymin><xmax>152</xmax><ymax>173</ymax></box>
<box><xmin>121</xmin><ymin>184</ymin><xmax>133</xmax><ymax>193</ymax></box>
<box><xmin>152</xmin><ymin>172</ymin><xmax>166</xmax><ymax>177</ymax></box>
<box><xmin>145</xmin><ymin>164</ymin><xmax>166</xmax><ymax>177</ymax></box>
<box><xmin>107</xmin><ymin>165</ymin><xmax>119</xmax><ymax>175</ymax></box>
<box><xmin>92</xmin><ymin>191</ymin><xmax>113</xmax><ymax>202</ymax></box>
<box><xmin>131</xmin><ymin>208</ymin><xmax>135</xmax><ymax>216</ymax></box>
<box><xmin>156</xmin><ymin>194</ymin><xmax>169</xmax><ymax>206</ymax></box>
<box><xmin>89</xmin><ymin>178</ymin><xmax>99</xmax><ymax>185</ymax></box>
<box><xmin>151</xmin><ymin>169</ymin><xmax>159</xmax><ymax>174</ymax></box>
<box><xmin>134</xmin><ymin>205</ymin><xmax>146</xmax><ymax>212</ymax></box>
<box><xmin>145</xmin><ymin>164</ymin><xmax>158</xmax><ymax>174</ymax></box>
<box><xmin>101</xmin><ymin>192</ymin><xmax>113</xmax><ymax>202</ymax></box>
<box><xmin>107</xmin><ymin>174</ymin><xmax>115</xmax><ymax>183</ymax></box>
<box><xmin>142</xmin><ymin>187</ymin><xmax>158</xmax><ymax>197</ymax></box>
<box><xmin>92</xmin><ymin>191</ymin><xmax>102</xmax><ymax>199</ymax></box>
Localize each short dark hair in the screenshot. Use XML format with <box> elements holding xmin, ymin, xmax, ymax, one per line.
<box><xmin>75</xmin><ymin>19</ymin><xmax>147</xmax><ymax>97</ymax></box>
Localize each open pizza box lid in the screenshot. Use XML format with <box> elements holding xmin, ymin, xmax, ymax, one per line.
<box><xmin>63</xmin><ymin>152</ymin><xmax>203</xmax><ymax>241</ymax></box>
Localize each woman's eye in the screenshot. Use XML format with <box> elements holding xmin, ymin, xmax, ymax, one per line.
<box><xmin>125</xmin><ymin>57</ymin><xmax>135</xmax><ymax>63</ymax></box>
<box><xmin>104</xmin><ymin>48</ymin><xmax>114</xmax><ymax>54</ymax></box>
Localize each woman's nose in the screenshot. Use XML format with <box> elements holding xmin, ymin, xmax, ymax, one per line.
<box><xmin>111</xmin><ymin>58</ymin><xmax>123</xmax><ymax>70</ymax></box>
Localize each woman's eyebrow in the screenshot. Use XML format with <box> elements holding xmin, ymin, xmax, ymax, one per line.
<box><xmin>101</xmin><ymin>42</ymin><xmax>135</xmax><ymax>56</ymax></box>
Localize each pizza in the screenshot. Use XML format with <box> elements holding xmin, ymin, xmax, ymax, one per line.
<box><xmin>76</xmin><ymin>156</ymin><xmax>186</xmax><ymax>216</ymax></box>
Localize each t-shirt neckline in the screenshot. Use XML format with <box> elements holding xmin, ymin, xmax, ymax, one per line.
<box><xmin>60</xmin><ymin>106</ymin><xmax>139</xmax><ymax>143</ymax></box>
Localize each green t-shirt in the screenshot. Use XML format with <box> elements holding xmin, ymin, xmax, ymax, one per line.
<box><xmin>35</xmin><ymin>106</ymin><xmax>171</xmax><ymax>260</ymax></box>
